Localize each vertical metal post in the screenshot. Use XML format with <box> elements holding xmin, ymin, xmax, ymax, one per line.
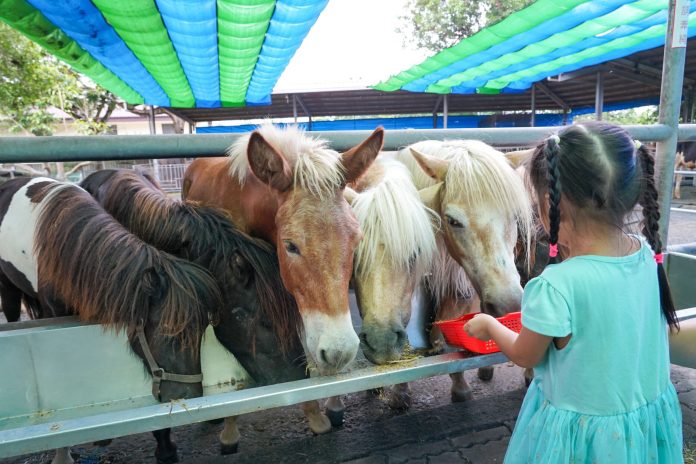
<box><xmin>595</xmin><ymin>72</ymin><xmax>604</xmax><ymax>120</ymax></box>
<box><xmin>148</xmin><ymin>106</ymin><xmax>156</xmax><ymax>135</ymax></box>
<box><xmin>656</xmin><ymin>0</ymin><xmax>689</xmax><ymax>241</ymax></box>
<box><xmin>293</xmin><ymin>95</ymin><xmax>298</xmax><ymax>124</ymax></box>
<box><xmin>562</xmin><ymin>108</ymin><xmax>568</xmax><ymax>125</ymax></box>
<box><xmin>148</xmin><ymin>105</ymin><xmax>160</xmax><ymax>182</ymax></box>
<box><xmin>443</xmin><ymin>95</ymin><xmax>449</xmax><ymax>129</ymax></box>
<box><xmin>530</xmin><ymin>84</ymin><xmax>536</xmax><ymax>127</ymax></box>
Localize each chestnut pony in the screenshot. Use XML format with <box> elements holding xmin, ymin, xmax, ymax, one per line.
<box><xmin>183</xmin><ymin>125</ymin><xmax>384</xmax><ymax>375</ymax></box>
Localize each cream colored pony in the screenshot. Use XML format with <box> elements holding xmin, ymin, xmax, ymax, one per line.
<box><xmin>346</xmin><ymin>157</ymin><xmax>438</xmax><ymax>365</ymax></box>
<box><xmin>396</xmin><ymin>140</ymin><xmax>533</xmax><ymax>400</ymax></box>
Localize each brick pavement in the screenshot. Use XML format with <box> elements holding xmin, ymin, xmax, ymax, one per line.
<box><xmin>190</xmin><ymin>366</ymin><xmax>696</xmax><ymax>464</ymax></box>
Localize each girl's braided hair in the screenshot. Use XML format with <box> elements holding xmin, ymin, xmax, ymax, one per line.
<box><xmin>528</xmin><ymin>121</ymin><xmax>678</xmax><ymax>331</ymax></box>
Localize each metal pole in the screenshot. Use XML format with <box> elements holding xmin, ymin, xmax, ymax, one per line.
<box><xmin>562</xmin><ymin>109</ymin><xmax>568</xmax><ymax>125</ymax></box>
<box><xmin>148</xmin><ymin>105</ymin><xmax>160</xmax><ymax>182</ymax></box>
<box><xmin>595</xmin><ymin>72</ymin><xmax>604</xmax><ymax>120</ymax></box>
<box><xmin>530</xmin><ymin>84</ymin><xmax>536</xmax><ymax>127</ymax></box>
<box><xmin>443</xmin><ymin>95</ymin><xmax>449</xmax><ymax>129</ymax></box>
<box><xmin>293</xmin><ymin>95</ymin><xmax>298</xmax><ymax>124</ymax></box>
<box><xmin>656</xmin><ymin>0</ymin><xmax>689</xmax><ymax>242</ymax></box>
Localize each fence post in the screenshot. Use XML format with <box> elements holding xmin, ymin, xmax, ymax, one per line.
<box><xmin>656</xmin><ymin>0</ymin><xmax>689</xmax><ymax>242</ymax></box>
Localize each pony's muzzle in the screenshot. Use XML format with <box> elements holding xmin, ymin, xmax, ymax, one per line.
<box><xmin>359</xmin><ymin>323</ymin><xmax>408</xmax><ymax>365</ymax></box>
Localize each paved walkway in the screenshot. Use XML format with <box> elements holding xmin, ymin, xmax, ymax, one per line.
<box><xmin>190</xmin><ymin>366</ymin><xmax>696</xmax><ymax>464</ymax></box>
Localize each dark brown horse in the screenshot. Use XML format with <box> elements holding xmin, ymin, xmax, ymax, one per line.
<box><xmin>182</xmin><ymin>125</ymin><xmax>384</xmax><ymax>376</ymax></box>
<box><xmin>80</xmin><ymin>169</ymin><xmax>333</xmax><ymax>454</ymax></box>
<box><xmin>0</xmin><ymin>177</ymin><xmax>222</xmax><ymax>463</ymax></box>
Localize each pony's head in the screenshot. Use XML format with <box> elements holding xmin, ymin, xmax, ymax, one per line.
<box><xmin>81</xmin><ymin>169</ymin><xmax>306</xmax><ymax>386</ymax></box>
<box><xmin>346</xmin><ymin>159</ymin><xmax>437</xmax><ymax>364</ymax></box>
<box><xmin>229</xmin><ymin>124</ymin><xmax>384</xmax><ymax>374</ymax></box>
<box><xmin>405</xmin><ymin>140</ymin><xmax>533</xmax><ymax>316</ymax></box>
<box><xmin>31</xmin><ymin>181</ymin><xmax>221</xmax><ymax>402</ymax></box>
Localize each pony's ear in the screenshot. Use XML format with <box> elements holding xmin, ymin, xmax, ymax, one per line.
<box><xmin>341</xmin><ymin>127</ymin><xmax>384</xmax><ymax>185</ymax></box>
<box><xmin>410</xmin><ymin>147</ymin><xmax>449</xmax><ymax>181</ymax></box>
<box><xmin>247</xmin><ymin>131</ymin><xmax>293</xmax><ymax>192</ymax></box>
<box><xmin>343</xmin><ymin>186</ymin><xmax>359</xmax><ymax>205</ymax></box>
<box><xmin>418</xmin><ymin>183</ymin><xmax>443</xmax><ymax>209</ymax></box>
<box><xmin>505</xmin><ymin>149</ymin><xmax>534</xmax><ymax>168</ymax></box>
<box><xmin>231</xmin><ymin>253</ymin><xmax>253</xmax><ymax>289</ymax></box>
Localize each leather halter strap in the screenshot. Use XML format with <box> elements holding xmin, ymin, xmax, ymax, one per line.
<box><xmin>136</xmin><ymin>326</ymin><xmax>203</xmax><ymax>400</ymax></box>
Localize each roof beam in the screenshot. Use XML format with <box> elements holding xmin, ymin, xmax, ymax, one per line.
<box><xmin>547</xmin><ymin>65</ymin><xmax>607</xmax><ymax>82</ymax></box>
<box><xmin>294</xmin><ymin>94</ymin><xmax>312</xmax><ymax>118</ymax></box>
<box><xmin>613</xmin><ymin>58</ymin><xmax>695</xmax><ymax>87</ymax></box>
<box><xmin>535</xmin><ymin>82</ymin><xmax>570</xmax><ymax>112</ymax></box>
<box><xmin>605</xmin><ymin>66</ymin><xmax>663</xmax><ymax>88</ymax></box>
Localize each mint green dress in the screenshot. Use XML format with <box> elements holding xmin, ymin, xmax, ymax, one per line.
<box><xmin>505</xmin><ymin>239</ymin><xmax>683</xmax><ymax>463</ymax></box>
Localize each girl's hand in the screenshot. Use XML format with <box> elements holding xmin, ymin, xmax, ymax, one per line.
<box><xmin>463</xmin><ymin>313</ymin><xmax>496</xmax><ymax>341</ymax></box>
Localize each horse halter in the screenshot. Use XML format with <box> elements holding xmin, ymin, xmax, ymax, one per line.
<box><xmin>135</xmin><ymin>326</ymin><xmax>203</xmax><ymax>400</ymax></box>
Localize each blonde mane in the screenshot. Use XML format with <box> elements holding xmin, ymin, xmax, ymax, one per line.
<box><xmin>352</xmin><ymin>158</ymin><xmax>438</xmax><ymax>279</ymax></box>
<box><xmin>397</xmin><ymin>140</ymin><xmax>534</xmax><ymax>304</ymax></box>
<box><xmin>228</xmin><ymin>124</ymin><xmax>344</xmax><ymax>198</ymax></box>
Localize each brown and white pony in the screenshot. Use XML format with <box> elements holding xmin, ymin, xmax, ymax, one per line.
<box><xmin>80</xmin><ymin>169</ymin><xmax>333</xmax><ymax>454</ymax></box>
<box><xmin>396</xmin><ymin>140</ymin><xmax>533</xmax><ymax>400</ymax></box>
<box><xmin>183</xmin><ymin>124</ymin><xmax>384</xmax><ymax>376</ymax></box>
<box><xmin>0</xmin><ymin>177</ymin><xmax>221</xmax><ymax>464</ymax></box>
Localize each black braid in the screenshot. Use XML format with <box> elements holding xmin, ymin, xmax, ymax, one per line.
<box><xmin>546</xmin><ymin>137</ymin><xmax>562</xmax><ymax>264</ymax></box>
<box><xmin>638</xmin><ymin>145</ymin><xmax>679</xmax><ymax>331</ymax></box>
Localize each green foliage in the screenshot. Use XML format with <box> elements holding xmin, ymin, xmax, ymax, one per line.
<box><xmin>398</xmin><ymin>0</ymin><xmax>534</xmax><ymax>52</ymax></box>
<box><xmin>0</xmin><ymin>22</ymin><xmax>120</xmax><ymax>136</ymax></box>
<box><xmin>575</xmin><ymin>107</ymin><xmax>659</xmax><ymax>125</ymax></box>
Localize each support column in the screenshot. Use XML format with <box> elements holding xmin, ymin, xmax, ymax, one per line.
<box><xmin>595</xmin><ymin>72</ymin><xmax>604</xmax><ymax>120</ymax></box>
<box><xmin>148</xmin><ymin>106</ymin><xmax>160</xmax><ymax>182</ymax></box>
<box><xmin>432</xmin><ymin>95</ymin><xmax>443</xmax><ymax>129</ymax></box>
<box><xmin>443</xmin><ymin>95</ymin><xmax>449</xmax><ymax>129</ymax></box>
<box><xmin>530</xmin><ymin>84</ymin><xmax>536</xmax><ymax>127</ymax></box>
<box><xmin>656</xmin><ymin>0</ymin><xmax>689</xmax><ymax>240</ymax></box>
<box><xmin>293</xmin><ymin>95</ymin><xmax>298</xmax><ymax>124</ymax></box>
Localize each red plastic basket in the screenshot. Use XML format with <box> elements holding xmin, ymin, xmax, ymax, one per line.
<box><xmin>434</xmin><ymin>312</ymin><xmax>522</xmax><ymax>354</ymax></box>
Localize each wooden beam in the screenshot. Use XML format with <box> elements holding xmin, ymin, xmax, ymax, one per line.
<box><xmin>535</xmin><ymin>82</ymin><xmax>570</xmax><ymax>112</ymax></box>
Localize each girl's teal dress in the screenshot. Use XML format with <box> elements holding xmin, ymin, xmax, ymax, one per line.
<box><xmin>505</xmin><ymin>239</ymin><xmax>683</xmax><ymax>463</ymax></box>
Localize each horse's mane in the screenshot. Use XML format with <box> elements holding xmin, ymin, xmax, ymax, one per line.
<box><xmin>228</xmin><ymin>124</ymin><xmax>344</xmax><ymax>199</ymax></box>
<box><xmin>351</xmin><ymin>158</ymin><xmax>437</xmax><ymax>279</ymax></box>
<box><xmin>397</xmin><ymin>140</ymin><xmax>534</xmax><ymax>305</ymax></box>
<box><xmin>33</xmin><ymin>182</ymin><xmax>220</xmax><ymax>352</ymax></box>
<box><xmin>95</xmin><ymin>170</ymin><xmax>300</xmax><ymax>354</ymax></box>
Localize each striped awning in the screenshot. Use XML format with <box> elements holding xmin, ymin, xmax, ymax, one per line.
<box><xmin>0</xmin><ymin>0</ymin><xmax>328</xmax><ymax>108</ymax></box>
<box><xmin>374</xmin><ymin>0</ymin><xmax>696</xmax><ymax>95</ymax></box>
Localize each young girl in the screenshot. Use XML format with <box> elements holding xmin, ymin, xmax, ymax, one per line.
<box><xmin>464</xmin><ymin>122</ymin><xmax>683</xmax><ymax>463</ymax></box>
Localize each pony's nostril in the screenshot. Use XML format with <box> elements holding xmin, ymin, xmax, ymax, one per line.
<box><xmin>320</xmin><ymin>349</ymin><xmax>328</xmax><ymax>364</ymax></box>
<box><xmin>359</xmin><ymin>332</ymin><xmax>375</xmax><ymax>351</ymax></box>
<box><xmin>395</xmin><ymin>329</ymin><xmax>407</xmax><ymax>346</ymax></box>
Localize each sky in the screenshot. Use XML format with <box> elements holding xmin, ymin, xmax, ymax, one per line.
<box><xmin>274</xmin><ymin>0</ymin><xmax>431</xmax><ymax>92</ymax></box>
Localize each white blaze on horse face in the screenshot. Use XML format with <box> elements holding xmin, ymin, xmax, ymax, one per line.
<box><xmin>0</xmin><ymin>178</ymin><xmax>57</xmax><ymax>292</ymax></box>
<box><xmin>300</xmin><ymin>310</ymin><xmax>358</xmax><ymax>375</ymax></box>
<box><xmin>443</xmin><ymin>203</ymin><xmax>523</xmax><ymax>315</ymax></box>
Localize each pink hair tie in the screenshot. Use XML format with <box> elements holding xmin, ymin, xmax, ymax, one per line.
<box><xmin>548</xmin><ymin>243</ymin><xmax>558</xmax><ymax>258</ymax></box>
<box><xmin>654</xmin><ymin>253</ymin><xmax>664</xmax><ymax>264</ymax></box>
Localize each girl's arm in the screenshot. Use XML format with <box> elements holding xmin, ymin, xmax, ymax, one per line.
<box><xmin>463</xmin><ymin>314</ymin><xmax>553</xmax><ymax>368</ymax></box>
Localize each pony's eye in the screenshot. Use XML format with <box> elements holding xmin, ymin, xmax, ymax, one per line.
<box><xmin>284</xmin><ymin>240</ymin><xmax>301</xmax><ymax>255</ymax></box>
<box><xmin>446</xmin><ymin>215</ymin><xmax>464</xmax><ymax>228</ymax></box>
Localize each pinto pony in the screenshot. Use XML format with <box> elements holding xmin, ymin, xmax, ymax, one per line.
<box><xmin>0</xmin><ymin>177</ymin><xmax>222</xmax><ymax>464</ymax></box>
<box><xmin>80</xmin><ymin>169</ymin><xmax>333</xmax><ymax>454</ymax></box>
<box><xmin>183</xmin><ymin>124</ymin><xmax>384</xmax><ymax>376</ymax></box>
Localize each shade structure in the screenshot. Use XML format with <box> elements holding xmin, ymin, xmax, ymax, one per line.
<box><xmin>0</xmin><ymin>0</ymin><xmax>328</xmax><ymax>108</ymax></box>
<box><xmin>374</xmin><ymin>0</ymin><xmax>696</xmax><ymax>95</ymax></box>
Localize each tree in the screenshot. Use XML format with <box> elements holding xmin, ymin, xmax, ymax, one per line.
<box><xmin>398</xmin><ymin>0</ymin><xmax>534</xmax><ymax>52</ymax></box>
<box><xmin>0</xmin><ymin>23</ymin><xmax>120</xmax><ymax>136</ymax></box>
<box><xmin>0</xmin><ymin>22</ymin><xmax>63</xmax><ymax>135</ymax></box>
